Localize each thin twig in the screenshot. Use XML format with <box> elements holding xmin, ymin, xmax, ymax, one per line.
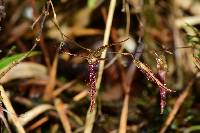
<box><xmin>104</xmin><ymin>1</ymin><xmax>130</xmax><ymax>69</ymax></box>
<box><xmin>49</xmin><ymin>0</ymin><xmax>92</xmax><ymax>52</ymax></box>
<box><xmin>0</xmin><ymin>0</ymin><xmax>50</xmax><ymax>80</ymax></box>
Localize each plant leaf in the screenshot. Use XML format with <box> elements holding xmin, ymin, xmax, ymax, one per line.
<box><xmin>0</xmin><ymin>51</ymin><xmax>39</xmax><ymax>70</ymax></box>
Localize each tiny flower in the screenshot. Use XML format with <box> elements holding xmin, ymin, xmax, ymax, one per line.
<box><xmin>87</xmin><ymin>61</ymin><xmax>99</xmax><ymax>112</ymax></box>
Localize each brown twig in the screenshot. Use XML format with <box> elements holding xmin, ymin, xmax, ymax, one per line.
<box><xmin>118</xmin><ymin>66</ymin><xmax>135</xmax><ymax>133</ymax></box>
<box><xmin>73</xmin><ymin>90</ymin><xmax>88</xmax><ymax>101</ymax></box>
<box><xmin>118</xmin><ymin>49</ymin><xmax>141</xmax><ymax>133</ymax></box>
<box><xmin>0</xmin><ymin>85</ymin><xmax>25</xmax><ymax>133</ymax></box>
<box><xmin>0</xmin><ymin>108</ymin><xmax>11</xmax><ymax>133</ymax></box>
<box><xmin>84</xmin><ymin>0</ymin><xmax>116</xmax><ymax>132</ymax></box>
<box><xmin>119</xmin><ymin>94</ymin><xmax>129</xmax><ymax>133</ymax></box>
<box><xmin>26</xmin><ymin>116</ymin><xmax>49</xmax><ymax>132</ymax></box>
<box><xmin>54</xmin><ymin>98</ymin><xmax>72</xmax><ymax>133</ymax></box>
<box><xmin>19</xmin><ymin>104</ymin><xmax>54</xmax><ymax>126</ymax></box>
<box><xmin>53</xmin><ymin>79</ymin><xmax>77</xmax><ymax>97</ymax></box>
<box><xmin>43</xmin><ymin>53</ymin><xmax>58</xmax><ymax>100</ymax></box>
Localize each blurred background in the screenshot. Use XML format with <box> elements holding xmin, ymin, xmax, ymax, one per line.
<box><xmin>0</xmin><ymin>0</ymin><xmax>200</xmax><ymax>132</ymax></box>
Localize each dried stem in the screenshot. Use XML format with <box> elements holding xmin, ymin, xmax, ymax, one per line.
<box><xmin>119</xmin><ymin>94</ymin><xmax>129</xmax><ymax>133</ymax></box>
<box><xmin>0</xmin><ymin>108</ymin><xmax>11</xmax><ymax>133</ymax></box>
<box><xmin>118</xmin><ymin>4</ymin><xmax>131</xmax><ymax>133</ymax></box>
<box><xmin>54</xmin><ymin>99</ymin><xmax>72</xmax><ymax>133</ymax></box>
<box><xmin>84</xmin><ymin>0</ymin><xmax>116</xmax><ymax>132</ymax></box>
<box><xmin>118</xmin><ymin>45</ymin><xmax>142</xmax><ymax>133</ymax></box>
<box><xmin>0</xmin><ymin>85</ymin><xmax>25</xmax><ymax>133</ymax></box>
<box><xmin>53</xmin><ymin>79</ymin><xmax>77</xmax><ymax>97</ymax></box>
<box><xmin>73</xmin><ymin>90</ymin><xmax>88</xmax><ymax>101</ymax></box>
<box><xmin>26</xmin><ymin>116</ymin><xmax>49</xmax><ymax>132</ymax></box>
<box><xmin>43</xmin><ymin>53</ymin><xmax>58</xmax><ymax>100</ymax></box>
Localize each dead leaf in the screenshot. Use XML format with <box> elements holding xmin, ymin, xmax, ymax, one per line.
<box><xmin>0</xmin><ymin>62</ymin><xmax>48</xmax><ymax>84</ymax></box>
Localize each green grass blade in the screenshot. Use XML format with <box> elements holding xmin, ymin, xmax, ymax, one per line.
<box><xmin>0</xmin><ymin>51</ymin><xmax>39</xmax><ymax>70</ymax></box>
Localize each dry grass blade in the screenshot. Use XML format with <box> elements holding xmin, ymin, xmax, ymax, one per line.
<box><xmin>50</xmin><ymin>124</ymin><xmax>59</xmax><ymax>133</ymax></box>
<box><xmin>54</xmin><ymin>98</ymin><xmax>72</xmax><ymax>133</ymax></box>
<box><xmin>84</xmin><ymin>0</ymin><xmax>116</xmax><ymax>132</ymax></box>
<box><xmin>53</xmin><ymin>79</ymin><xmax>77</xmax><ymax>97</ymax></box>
<box><xmin>0</xmin><ymin>85</ymin><xmax>25</xmax><ymax>133</ymax></box>
<box><xmin>26</xmin><ymin>116</ymin><xmax>49</xmax><ymax>132</ymax></box>
<box><xmin>0</xmin><ymin>108</ymin><xmax>12</xmax><ymax>133</ymax></box>
<box><xmin>159</xmin><ymin>79</ymin><xmax>195</xmax><ymax>133</ymax></box>
<box><xmin>43</xmin><ymin>53</ymin><xmax>58</xmax><ymax>100</ymax></box>
<box><xmin>118</xmin><ymin>3</ymin><xmax>133</xmax><ymax>132</ymax></box>
<box><xmin>18</xmin><ymin>104</ymin><xmax>54</xmax><ymax>126</ymax></box>
<box><xmin>119</xmin><ymin>95</ymin><xmax>129</xmax><ymax>133</ymax></box>
<box><xmin>175</xmin><ymin>16</ymin><xmax>200</xmax><ymax>28</ymax></box>
<box><xmin>119</xmin><ymin>63</ymin><xmax>137</xmax><ymax>133</ymax></box>
<box><xmin>119</xmin><ymin>42</ymin><xmax>144</xmax><ymax>129</ymax></box>
<box><xmin>0</xmin><ymin>62</ymin><xmax>47</xmax><ymax>84</ymax></box>
<box><xmin>73</xmin><ymin>89</ymin><xmax>88</xmax><ymax>101</ymax></box>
